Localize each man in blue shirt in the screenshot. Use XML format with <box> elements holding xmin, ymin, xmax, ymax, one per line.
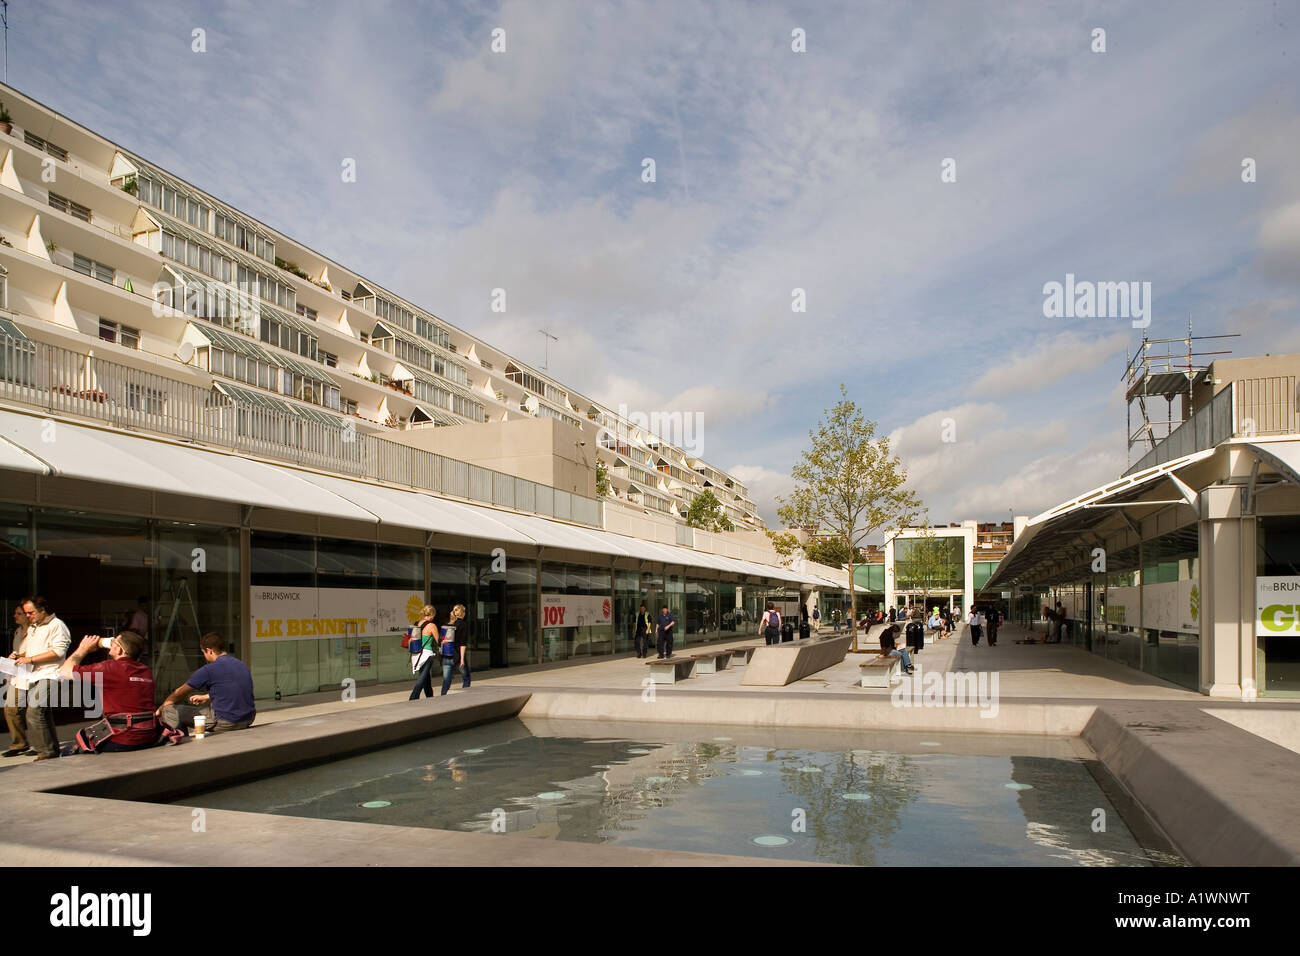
<box><xmin>656</xmin><ymin>606</ymin><xmax>677</xmax><ymax>659</ymax></box>
<box><xmin>157</xmin><ymin>632</ymin><xmax>256</xmax><ymax>735</ymax></box>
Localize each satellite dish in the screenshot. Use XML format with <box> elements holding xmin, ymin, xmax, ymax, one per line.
<box><xmin>174</xmin><ymin>342</ymin><xmax>194</xmax><ymax>364</ymax></box>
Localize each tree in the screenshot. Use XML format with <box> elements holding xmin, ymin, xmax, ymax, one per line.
<box><xmin>595</xmin><ymin>460</ymin><xmax>611</xmax><ymax>497</ymax></box>
<box><xmin>777</xmin><ymin>384</ymin><xmax>922</xmax><ymax>651</ymax></box>
<box><xmin>765</xmin><ymin>530</ymin><xmax>802</xmax><ymax>567</ymax></box>
<box><xmin>686</xmin><ymin>489</ymin><xmax>734</xmax><ymax>532</ymax></box>
<box><xmin>804</xmin><ymin>536</ymin><xmax>853</xmax><ymax>568</ymax></box>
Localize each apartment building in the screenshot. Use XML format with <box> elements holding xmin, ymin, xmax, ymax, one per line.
<box><xmin>0</xmin><ymin>85</ymin><xmax>833</xmax><ymax>700</ymax></box>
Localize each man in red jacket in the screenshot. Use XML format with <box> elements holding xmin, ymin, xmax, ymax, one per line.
<box><xmin>57</xmin><ymin>630</ymin><xmax>159</xmax><ymax>753</ymax></box>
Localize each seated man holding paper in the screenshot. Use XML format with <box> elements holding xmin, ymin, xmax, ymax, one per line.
<box><xmin>157</xmin><ymin>632</ymin><xmax>256</xmax><ymax>736</ymax></box>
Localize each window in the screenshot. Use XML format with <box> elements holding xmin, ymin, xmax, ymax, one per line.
<box><xmin>98</xmin><ymin>319</ymin><xmax>140</xmax><ymax>349</ymax></box>
<box><xmin>295</xmin><ymin>304</ymin><xmax>317</xmax><ymax>321</ymax></box>
<box><xmin>318</xmin><ymin>350</ymin><xmax>338</xmax><ymax>368</ymax></box>
<box><xmin>25</xmin><ymin>131</ymin><xmax>69</xmax><ymax>161</ymax></box>
<box><xmin>73</xmin><ymin>254</ymin><xmax>115</xmax><ymax>284</ymax></box>
<box><xmin>126</xmin><ymin>383</ymin><xmax>166</xmax><ymax>414</ymax></box>
<box><xmin>48</xmin><ymin>192</ymin><xmax>91</xmax><ymax>223</ymax></box>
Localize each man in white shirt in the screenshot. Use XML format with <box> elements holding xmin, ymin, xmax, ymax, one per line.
<box><xmin>10</xmin><ymin>596</ymin><xmax>71</xmax><ymax>760</ymax></box>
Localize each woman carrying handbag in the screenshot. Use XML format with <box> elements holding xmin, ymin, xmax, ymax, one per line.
<box><xmin>407</xmin><ymin>605</ymin><xmax>439</xmax><ymax>700</ymax></box>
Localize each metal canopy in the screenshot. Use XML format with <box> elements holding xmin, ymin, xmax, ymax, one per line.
<box><xmin>987</xmin><ymin>447</ymin><xmax>1215</xmax><ymax>589</ymax></box>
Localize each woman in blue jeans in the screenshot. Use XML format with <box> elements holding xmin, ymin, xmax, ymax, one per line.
<box><xmin>440</xmin><ymin>604</ymin><xmax>468</xmax><ymax>696</ymax></box>
<box><xmin>408</xmin><ymin>605</ymin><xmax>438</xmax><ymax>700</ymax></box>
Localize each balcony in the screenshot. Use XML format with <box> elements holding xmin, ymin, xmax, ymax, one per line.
<box><xmin>0</xmin><ymin>323</ymin><xmax>603</xmax><ymax>527</ymax></box>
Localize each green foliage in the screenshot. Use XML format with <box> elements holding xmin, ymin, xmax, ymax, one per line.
<box><xmin>686</xmin><ymin>489</ymin><xmax>734</xmax><ymax>532</ymax></box>
<box><xmin>804</xmin><ymin>535</ymin><xmax>853</xmax><ymax>568</ymax></box>
<box><xmin>777</xmin><ymin>384</ymin><xmax>923</xmax><ymax>643</ymax></box>
<box><xmin>595</xmin><ymin>460</ymin><xmax>611</xmax><ymax>497</ymax></box>
<box><xmin>765</xmin><ymin>530</ymin><xmax>802</xmax><ymax>567</ymax></box>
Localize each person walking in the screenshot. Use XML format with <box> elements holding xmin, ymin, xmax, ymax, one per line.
<box><xmin>986</xmin><ymin>606</ymin><xmax>1001</xmax><ymax>647</ymax></box>
<box><xmin>656</xmin><ymin>605</ymin><xmax>677</xmax><ymax>659</ymax></box>
<box><xmin>968</xmin><ymin>606</ymin><xmax>984</xmax><ymax>647</ymax></box>
<box><xmin>889</xmin><ymin>606</ymin><xmax>897</xmax><ymax>624</ymax></box>
<box><xmin>11</xmin><ymin>596</ymin><xmax>71</xmax><ymax>760</ymax></box>
<box><xmin>760</xmin><ymin>604</ymin><xmax>781</xmax><ymax>646</ymax></box>
<box><xmin>632</xmin><ymin>603</ymin><xmax>653</xmax><ymax>659</ymax></box>
<box><xmin>439</xmin><ymin>604</ymin><xmax>468</xmax><ymax>696</ymax></box>
<box><xmin>3</xmin><ymin>604</ymin><xmax>31</xmax><ymax>757</ymax></box>
<box><xmin>407</xmin><ymin>605</ymin><xmax>438</xmax><ymax>700</ymax></box>
<box><xmin>811</xmin><ymin>606</ymin><xmax>820</xmax><ymax>632</ymax></box>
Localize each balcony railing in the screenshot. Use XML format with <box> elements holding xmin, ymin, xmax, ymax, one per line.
<box><xmin>0</xmin><ymin>328</ymin><xmax>602</xmax><ymax>527</ymax></box>
<box><xmin>1125</xmin><ymin>382</ymin><xmax>1236</xmax><ymax>475</ymax></box>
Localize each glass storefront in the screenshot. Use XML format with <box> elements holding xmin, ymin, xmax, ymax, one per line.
<box><xmin>541</xmin><ymin>562</ymin><xmax>612</xmax><ymax>662</ymax></box>
<box><xmin>1140</xmin><ymin>526</ymin><xmax>1199</xmax><ymax>690</ymax></box>
<box><xmin>0</xmin><ymin>504</ymin><xmax>239</xmax><ymax>703</ymax></box>
<box><xmin>0</xmin><ymin>501</ymin><xmax>853</xmax><ymax>700</ymax></box>
<box><xmin>250</xmin><ymin>533</ymin><xmax>424</xmax><ymax>697</ymax></box>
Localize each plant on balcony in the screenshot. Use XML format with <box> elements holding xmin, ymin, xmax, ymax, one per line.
<box><xmin>0</xmin><ymin>104</ymin><xmax>11</xmax><ymax>134</ymax></box>
<box><xmin>595</xmin><ymin>461</ymin><xmax>611</xmax><ymax>497</ymax></box>
<box><xmin>274</xmin><ymin>257</ymin><xmax>310</xmax><ymax>280</ymax></box>
<box><xmin>119</xmin><ymin>175</ymin><xmax>139</xmax><ymax>196</ymax></box>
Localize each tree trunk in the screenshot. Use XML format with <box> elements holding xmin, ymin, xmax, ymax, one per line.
<box><xmin>848</xmin><ymin>556</ymin><xmax>857</xmax><ymax>652</ymax></box>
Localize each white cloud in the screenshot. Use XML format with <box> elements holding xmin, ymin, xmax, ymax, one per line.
<box><xmin>970</xmin><ymin>332</ymin><xmax>1130</xmax><ymax>399</ymax></box>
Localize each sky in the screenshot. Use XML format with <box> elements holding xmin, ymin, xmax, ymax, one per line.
<box><xmin>11</xmin><ymin>0</ymin><xmax>1299</xmax><ymax>531</ymax></box>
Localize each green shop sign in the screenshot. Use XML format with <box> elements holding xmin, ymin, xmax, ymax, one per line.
<box><xmin>1256</xmin><ymin>576</ymin><xmax>1300</xmax><ymax>636</ymax></box>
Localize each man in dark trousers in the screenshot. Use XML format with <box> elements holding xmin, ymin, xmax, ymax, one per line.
<box><xmin>656</xmin><ymin>605</ymin><xmax>677</xmax><ymax>659</ymax></box>
<box><xmin>986</xmin><ymin>606</ymin><xmax>1001</xmax><ymax>647</ymax></box>
<box><xmin>632</xmin><ymin>603</ymin><xmax>654</xmax><ymax>659</ymax></box>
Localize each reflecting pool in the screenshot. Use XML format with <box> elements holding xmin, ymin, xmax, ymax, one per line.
<box><xmin>171</xmin><ymin>718</ymin><xmax>1182</xmax><ymax>866</ymax></box>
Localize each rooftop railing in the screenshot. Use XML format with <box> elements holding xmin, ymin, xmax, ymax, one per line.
<box><xmin>0</xmin><ymin>327</ymin><xmax>602</xmax><ymax>527</ymax></box>
<box><xmin>1125</xmin><ymin>382</ymin><xmax>1236</xmax><ymax>475</ymax></box>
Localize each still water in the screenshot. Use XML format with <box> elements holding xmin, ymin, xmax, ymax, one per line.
<box><xmin>173</xmin><ymin>718</ymin><xmax>1182</xmax><ymax>866</ymax></box>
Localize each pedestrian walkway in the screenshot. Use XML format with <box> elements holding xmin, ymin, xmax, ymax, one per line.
<box><xmin>0</xmin><ymin>620</ymin><xmax>1233</xmax><ymax>769</ymax></box>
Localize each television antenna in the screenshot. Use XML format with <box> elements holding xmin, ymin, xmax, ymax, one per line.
<box><xmin>2</xmin><ymin>1</ymin><xmax>9</xmax><ymax>84</ymax></box>
<box><xmin>538</xmin><ymin>329</ymin><xmax>558</xmax><ymax>372</ymax></box>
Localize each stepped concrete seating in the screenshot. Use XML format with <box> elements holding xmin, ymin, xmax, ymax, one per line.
<box><xmin>645</xmin><ymin>656</ymin><xmax>696</xmax><ymax>684</ymax></box>
<box><xmin>740</xmin><ymin>634</ymin><xmax>853</xmax><ymax>686</ymax></box>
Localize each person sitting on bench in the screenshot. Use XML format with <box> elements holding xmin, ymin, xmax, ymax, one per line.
<box><xmin>878</xmin><ymin>624</ymin><xmax>914</xmax><ymax>675</ymax></box>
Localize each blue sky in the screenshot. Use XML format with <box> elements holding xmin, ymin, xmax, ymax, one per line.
<box><xmin>13</xmin><ymin>0</ymin><xmax>1299</xmax><ymax>527</ymax></box>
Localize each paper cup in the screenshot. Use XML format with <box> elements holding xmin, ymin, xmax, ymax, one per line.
<box><xmin>193</xmin><ymin>714</ymin><xmax>206</xmax><ymax>738</ymax></box>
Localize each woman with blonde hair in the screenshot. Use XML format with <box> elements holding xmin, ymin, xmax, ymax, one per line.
<box><xmin>439</xmin><ymin>604</ymin><xmax>468</xmax><ymax>696</ymax></box>
<box><xmin>408</xmin><ymin>605</ymin><xmax>438</xmax><ymax>700</ymax></box>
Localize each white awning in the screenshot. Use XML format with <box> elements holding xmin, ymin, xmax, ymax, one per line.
<box><xmin>0</xmin><ymin>433</ymin><xmax>48</xmax><ymax>475</ymax></box>
<box><xmin>291</xmin><ymin>472</ymin><xmax>534</xmax><ymax>545</ymax></box>
<box><xmin>0</xmin><ymin>409</ymin><xmax>372</xmax><ymax>520</ymax></box>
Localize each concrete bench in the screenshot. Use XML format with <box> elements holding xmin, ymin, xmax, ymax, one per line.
<box><xmin>645</xmin><ymin>656</ymin><xmax>696</xmax><ymax>684</ymax></box>
<box><xmin>741</xmin><ymin>634</ymin><xmax>853</xmax><ymax>686</ymax></box>
<box><xmin>859</xmin><ymin>654</ymin><xmax>902</xmax><ymax>688</ymax></box>
<box><xmin>729</xmin><ymin>645</ymin><xmax>759</xmax><ymax>666</ymax></box>
<box><xmin>691</xmin><ymin>650</ymin><xmax>732</xmax><ymax>675</ymax></box>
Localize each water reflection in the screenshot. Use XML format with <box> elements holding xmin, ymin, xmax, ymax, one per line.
<box><xmin>174</xmin><ymin>720</ymin><xmax>1182</xmax><ymax>866</ymax></box>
